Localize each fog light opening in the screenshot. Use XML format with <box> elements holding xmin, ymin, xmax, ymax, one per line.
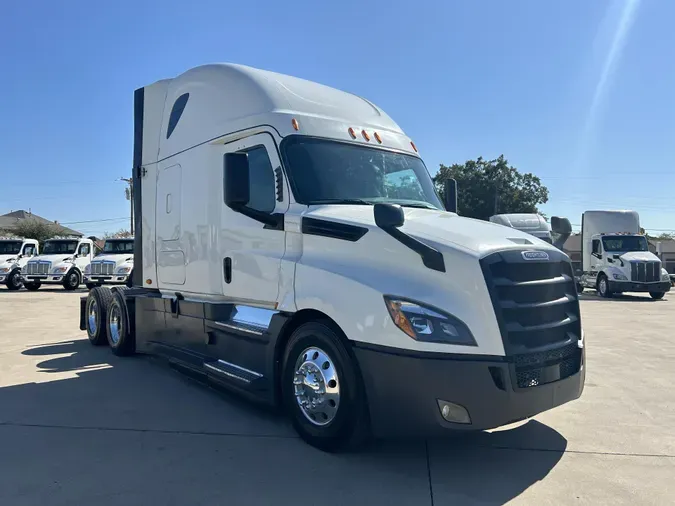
<box><xmin>437</xmin><ymin>400</ymin><xmax>471</xmax><ymax>424</ymax></box>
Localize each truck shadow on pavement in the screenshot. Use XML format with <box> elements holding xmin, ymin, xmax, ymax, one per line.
<box><xmin>580</xmin><ymin>292</ymin><xmax>666</xmax><ymax>302</ymax></box>
<box><xmin>0</xmin><ymin>339</ymin><xmax>568</xmax><ymax>505</ymax></box>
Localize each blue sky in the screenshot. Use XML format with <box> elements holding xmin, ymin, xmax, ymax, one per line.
<box><xmin>1</xmin><ymin>0</ymin><xmax>673</xmax><ymax>236</ymax></box>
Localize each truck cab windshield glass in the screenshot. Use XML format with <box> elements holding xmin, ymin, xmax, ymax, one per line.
<box><xmin>0</xmin><ymin>241</ymin><xmax>22</xmax><ymax>254</ymax></box>
<box><xmin>281</xmin><ymin>138</ymin><xmax>443</xmax><ymax>209</ymax></box>
<box><xmin>43</xmin><ymin>241</ymin><xmax>78</xmax><ymax>254</ymax></box>
<box><xmin>103</xmin><ymin>240</ymin><xmax>134</xmax><ymax>253</ymax></box>
<box><xmin>602</xmin><ymin>236</ymin><xmax>648</xmax><ymax>252</ymax></box>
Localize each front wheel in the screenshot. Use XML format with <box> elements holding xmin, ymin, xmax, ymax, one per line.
<box><xmin>597</xmin><ymin>274</ymin><xmax>612</xmax><ymax>298</ymax></box>
<box><xmin>63</xmin><ymin>270</ymin><xmax>80</xmax><ymax>291</ymax></box>
<box><xmin>23</xmin><ymin>282</ymin><xmax>41</xmax><ymax>291</ymax></box>
<box><xmin>281</xmin><ymin>321</ymin><xmax>370</xmax><ymax>453</ymax></box>
<box><xmin>650</xmin><ymin>291</ymin><xmax>665</xmax><ymax>300</ymax></box>
<box><xmin>5</xmin><ymin>270</ymin><xmax>22</xmax><ymax>291</ymax></box>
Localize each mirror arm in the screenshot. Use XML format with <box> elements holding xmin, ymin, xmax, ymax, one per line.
<box><xmin>233</xmin><ymin>205</ymin><xmax>284</xmax><ymax>231</ymax></box>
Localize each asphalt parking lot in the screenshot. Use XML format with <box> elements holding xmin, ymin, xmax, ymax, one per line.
<box><xmin>0</xmin><ymin>289</ymin><xmax>674</xmax><ymax>505</ymax></box>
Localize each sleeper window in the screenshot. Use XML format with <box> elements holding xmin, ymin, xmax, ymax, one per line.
<box><xmin>243</xmin><ymin>146</ymin><xmax>276</xmax><ymax>213</ymax></box>
<box><xmin>167</xmin><ymin>93</ymin><xmax>189</xmax><ymax>139</ymax></box>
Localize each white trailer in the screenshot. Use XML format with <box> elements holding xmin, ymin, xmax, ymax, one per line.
<box><xmin>0</xmin><ymin>237</ymin><xmax>39</xmax><ymax>290</ymax></box>
<box><xmin>23</xmin><ymin>236</ymin><xmax>94</xmax><ymax>290</ymax></box>
<box><xmin>84</xmin><ymin>238</ymin><xmax>134</xmax><ymax>289</ymax></box>
<box><xmin>79</xmin><ymin>63</ymin><xmax>585</xmax><ymax>451</ymax></box>
<box><xmin>579</xmin><ymin>210</ymin><xmax>670</xmax><ymax>299</ymax></box>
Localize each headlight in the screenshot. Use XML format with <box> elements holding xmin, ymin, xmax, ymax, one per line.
<box><xmin>116</xmin><ymin>267</ymin><xmax>131</xmax><ymax>274</ymax></box>
<box><xmin>0</xmin><ymin>267</ymin><xmax>9</xmax><ymax>273</ymax></box>
<box><xmin>384</xmin><ymin>297</ymin><xmax>477</xmax><ymax>346</ymax></box>
<box><xmin>612</xmin><ymin>273</ymin><xmax>628</xmax><ymax>280</ymax></box>
<box><xmin>662</xmin><ymin>269</ymin><xmax>670</xmax><ymax>281</ymax></box>
<box><xmin>53</xmin><ymin>266</ymin><xmax>68</xmax><ymax>273</ymax></box>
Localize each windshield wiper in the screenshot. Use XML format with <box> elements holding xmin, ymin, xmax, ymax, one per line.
<box><xmin>396</xmin><ymin>202</ymin><xmax>438</xmax><ymax>210</ymax></box>
<box><xmin>307</xmin><ymin>199</ymin><xmax>374</xmax><ymax>206</ymax></box>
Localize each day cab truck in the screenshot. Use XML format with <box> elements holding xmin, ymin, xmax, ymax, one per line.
<box><xmin>79</xmin><ymin>63</ymin><xmax>585</xmax><ymax>452</ymax></box>
<box><xmin>579</xmin><ymin>210</ymin><xmax>670</xmax><ymax>299</ymax></box>
<box><xmin>0</xmin><ymin>237</ymin><xmax>39</xmax><ymax>290</ymax></box>
<box><xmin>84</xmin><ymin>237</ymin><xmax>134</xmax><ymax>289</ymax></box>
<box><xmin>23</xmin><ymin>236</ymin><xmax>94</xmax><ymax>291</ymax></box>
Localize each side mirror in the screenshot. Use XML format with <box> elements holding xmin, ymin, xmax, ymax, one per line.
<box><xmin>550</xmin><ymin>216</ymin><xmax>572</xmax><ymax>251</ymax></box>
<box><xmin>374</xmin><ymin>203</ymin><xmax>405</xmax><ymax>229</ymax></box>
<box><xmin>224</xmin><ymin>152</ymin><xmax>250</xmax><ymax>208</ymax></box>
<box><xmin>443</xmin><ymin>179</ymin><xmax>458</xmax><ymax>213</ymax></box>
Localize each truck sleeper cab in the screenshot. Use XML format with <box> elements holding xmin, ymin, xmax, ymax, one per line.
<box><xmin>80</xmin><ymin>63</ymin><xmax>585</xmax><ymax>452</ymax></box>
<box><xmin>0</xmin><ymin>237</ymin><xmax>39</xmax><ymax>290</ymax></box>
<box><xmin>84</xmin><ymin>238</ymin><xmax>134</xmax><ymax>289</ymax></box>
<box><xmin>24</xmin><ymin>237</ymin><xmax>93</xmax><ymax>291</ymax></box>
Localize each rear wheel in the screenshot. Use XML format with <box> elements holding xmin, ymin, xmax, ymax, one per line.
<box><xmin>85</xmin><ymin>282</ymin><xmax>101</xmax><ymax>290</ymax></box>
<box><xmin>281</xmin><ymin>321</ymin><xmax>370</xmax><ymax>453</ymax></box>
<box><xmin>576</xmin><ymin>282</ymin><xmax>584</xmax><ymax>294</ymax></box>
<box><xmin>23</xmin><ymin>282</ymin><xmax>41</xmax><ymax>291</ymax></box>
<box><xmin>126</xmin><ymin>270</ymin><xmax>133</xmax><ymax>288</ymax></box>
<box><xmin>650</xmin><ymin>291</ymin><xmax>665</xmax><ymax>300</ymax></box>
<box><xmin>86</xmin><ymin>287</ymin><xmax>113</xmax><ymax>346</ymax></box>
<box><xmin>63</xmin><ymin>270</ymin><xmax>80</xmax><ymax>291</ymax></box>
<box><xmin>5</xmin><ymin>270</ymin><xmax>22</xmax><ymax>291</ymax></box>
<box><xmin>107</xmin><ymin>288</ymin><xmax>135</xmax><ymax>356</ymax></box>
<box><xmin>597</xmin><ymin>274</ymin><xmax>612</xmax><ymax>298</ymax></box>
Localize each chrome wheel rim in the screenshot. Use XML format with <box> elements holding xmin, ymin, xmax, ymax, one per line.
<box><xmin>109</xmin><ymin>304</ymin><xmax>121</xmax><ymax>345</ymax></box>
<box><xmin>293</xmin><ymin>346</ymin><xmax>340</xmax><ymax>426</ymax></box>
<box><xmin>11</xmin><ymin>272</ymin><xmax>20</xmax><ymax>288</ymax></box>
<box><xmin>69</xmin><ymin>272</ymin><xmax>78</xmax><ymax>288</ymax></box>
<box><xmin>88</xmin><ymin>300</ymin><xmax>98</xmax><ymax>335</ymax></box>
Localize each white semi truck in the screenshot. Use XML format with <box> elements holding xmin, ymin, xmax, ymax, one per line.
<box><xmin>23</xmin><ymin>236</ymin><xmax>94</xmax><ymax>291</ymax></box>
<box><xmin>84</xmin><ymin>237</ymin><xmax>134</xmax><ymax>289</ymax></box>
<box><xmin>79</xmin><ymin>63</ymin><xmax>585</xmax><ymax>451</ymax></box>
<box><xmin>579</xmin><ymin>210</ymin><xmax>670</xmax><ymax>299</ymax></box>
<box><xmin>0</xmin><ymin>237</ymin><xmax>39</xmax><ymax>290</ymax></box>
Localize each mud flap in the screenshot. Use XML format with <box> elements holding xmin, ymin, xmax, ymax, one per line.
<box><xmin>79</xmin><ymin>296</ymin><xmax>88</xmax><ymax>331</ymax></box>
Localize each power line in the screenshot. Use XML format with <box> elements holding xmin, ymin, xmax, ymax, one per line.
<box><xmin>59</xmin><ymin>217</ymin><xmax>130</xmax><ymax>225</ymax></box>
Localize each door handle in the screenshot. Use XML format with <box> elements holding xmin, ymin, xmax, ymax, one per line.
<box><xmin>223</xmin><ymin>257</ymin><xmax>232</xmax><ymax>284</ymax></box>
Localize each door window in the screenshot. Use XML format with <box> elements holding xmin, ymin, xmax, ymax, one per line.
<box><xmin>592</xmin><ymin>239</ymin><xmax>600</xmax><ymax>256</ymax></box>
<box><xmin>243</xmin><ymin>146</ymin><xmax>276</xmax><ymax>213</ymax></box>
<box><xmin>22</xmin><ymin>244</ymin><xmax>36</xmax><ymax>257</ymax></box>
<box><xmin>78</xmin><ymin>244</ymin><xmax>90</xmax><ymax>256</ymax></box>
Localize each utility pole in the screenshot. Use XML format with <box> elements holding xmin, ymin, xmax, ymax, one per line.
<box><xmin>119</xmin><ymin>177</ymin><xmax>134</xmax><ymax>235</ymax></box>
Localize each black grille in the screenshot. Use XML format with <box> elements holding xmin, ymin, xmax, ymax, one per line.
<box><xmin>480</xmin><ymin>248</ymin><xmax>582</xmax><ymax>354</ymax></box>
<box><xmin>630</xmin><ymin>261</ymin><xmax>660</xmax><ymax>282</ymax></box>
<box><xmin>512</xmin><ymin>342</ymin><xmax>582</xmax><ymax>389</ymax></box>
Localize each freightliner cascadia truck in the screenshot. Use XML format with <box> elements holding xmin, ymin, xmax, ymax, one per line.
<box><xmin>79</xmin><ymin>63</ymin><xmax>585</xmax><ymax>452</ymax></box>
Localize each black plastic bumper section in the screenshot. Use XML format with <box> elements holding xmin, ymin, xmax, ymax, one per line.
<box><xmin>608</xmin><ymin>280</ymin><xmax>671</xmax><ymax>293</ymax></box>
<box><xmin>354</xmin><ymin>343</ymin><xmax>585</xmax><ymax>437</ymax></box>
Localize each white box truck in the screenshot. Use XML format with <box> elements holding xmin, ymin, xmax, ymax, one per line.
<box><xmin>0</xmin><ymin>237</ymin><xmax>39</xmax><ymax>290</ymax></box>
<box><xmin>579</xmin><ymin>210</ymin><xmax>671</xmax><ymax>299</ymax></box>
<box><xmin>79</xmin><ymin>63</ymin><xmax>585</xmax><ymax>451</ymax></box>
<box><xmin>84</xmin><ymin>237</ymin><xmax>134</xmax><ymax>289</ymax></box>
<box><xmin>23</xmin><ymin>236</ymin><xmax>94</xmax><ymax>290</ymax></box>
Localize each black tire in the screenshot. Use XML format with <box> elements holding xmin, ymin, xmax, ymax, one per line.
<box><xmin>126</xmin><ymin>271</ymin><xmax>134</xmax><ymax>288</ymax></box>
<box><xmin>63</xmin><ymin>269</ymin><xmax>80</xmax><ymax>291</ymax></box>
<box><xmin>85</xmin><ymin>283</ymin><xmax>100</xmax><ymax>290</ymax></box>
<box><xmin>576</xmin><ymin>283</ymin><xmax>584</xmax><ymax>294</ymax></box>
<box><xmin>281</xmin><ymin>321</ymin><xmax>370</xmax><ymax>453</ymax></box>
<box><xmin>86</xmin><ymin>287</ymin><xmax>113</xmax><ymax>346</ymax></box>
<box><xmin>597</xmin><ymin>274</ymin><xmax>612</xmax><ymax>298</ymax></box>
<box><xmin>5</xmin><ymin>270</ymin><xmax>23</xmax><ymax>291</ymax></box>
<box><xmin>649</xmin><ymin>291</ymin><xmax>665</xmax><ymax>300</ymax></box>
<box><xmin>107</xmin><ymin>288</ymin><xmax>135</xmax><ymax>356</ymax></box>
<box><xmin>23</xmin><ymin>282</ymin><xmax>41</xmax><ymax>291</ymax></box>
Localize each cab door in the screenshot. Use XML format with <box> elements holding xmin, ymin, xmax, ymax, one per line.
<box><xmin>219</xmin><ymin>133</ymin><xmax>289</xmax><ymax>307</ymax></box>
<box><xmin>76</xmin><ymin>242</ymin><xmax>91</xmax><ymax>271</ymax></box>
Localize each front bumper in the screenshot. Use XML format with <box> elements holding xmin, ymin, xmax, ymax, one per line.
<box><xmin>353</xmin><ymin>343</ymin><xmax>585</xmax><ymax>438</ymax></box>
<box><xmin>608</xmin><ymin>280</ymin><xmax>671</xmax><ymax>293</ymax></box>
<box><xmin>84</xmin><ymin>274</ymin><xmax>129</xmax><ymax>285</ymax></box>
<box><xmin>21</xmin><ymin>274</ymin><xmax>66</xmax><ymax>284</ymax></box>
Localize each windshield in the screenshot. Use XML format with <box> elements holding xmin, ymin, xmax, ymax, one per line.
<box><xmin>43</xmin><ymin>240</ymin><xmax>78</xmax><ymax>254</ymax></box>
<box><xmin>103</xmin><ymin>240</ymin><xmax>134</xmax><ymax>254</ymax></box>
<box><xmin>281</xmin><ymin>138</ymin><xmax>443</xmax><ymax>209</ymax></box>
<box><xmin>602</xmin><ymin>236</ymin><xmax>648</xmax><ymax>252</ymax></box>
<box><xmin>0</xmin><ymin>241</ymin><xmax>22</xmax><ymax>255</ymax></box>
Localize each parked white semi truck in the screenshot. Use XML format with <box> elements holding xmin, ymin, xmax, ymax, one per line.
<box><xmin>579</xmin><ymin>210</ymin><xmax>670</xmax><ymax>299</ymax></box>
<box><xmin>23</xmin><ymin>237</ymin><xmax>94</xmax><ymax>291</ymax></box>
<box><xmin>84</xmin><ymin>238</ymin><xmax>134</xmax><ymax>289</ymax></box>
<box><xmin>79</xmin><ymin>63</ymin><xmax>585</xmax><ymax>451</ymax></box>
<box><xmin>0</xmin><ymin>237</ymin><xmax>39</xmax><ymax>290</ymax></box>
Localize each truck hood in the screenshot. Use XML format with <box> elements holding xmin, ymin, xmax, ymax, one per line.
<box><xmin>29</xmin><ymin>254</ymin><xmax>76</xmax><ymax>264</ymax></box>
<box><xmin>0</xmin><ymin>254</ymin><xmax>18</xmax><ymax>264</ymax></box>
<box><xmin>92</xmin><ymin>254</ymin><xmax>134</xmax><ymax>264</ymax></box>
<box><xmin>305</xmin><ymin>205</ymin><xmax>557</xmax><ymax>257</ymax></box>
<box><xmin>616</xmin><ymin>251</ymin><xmax>660</xmax><ymax>263</ymax></box>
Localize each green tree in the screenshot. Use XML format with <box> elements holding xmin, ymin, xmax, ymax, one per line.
<box><xmin>1</xmin><ymin>219</ymin><xmax>59</xmax><ymax>246</ymax></box>
<box><xmin>104</xmin><ymin>229</ymin><xmax>133</xmax><ymax>239</ymax></box>
<box><xmin>433</xmin><ymin>155</ymin><xmax>549</xmax><ymax>220</ymax></box>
